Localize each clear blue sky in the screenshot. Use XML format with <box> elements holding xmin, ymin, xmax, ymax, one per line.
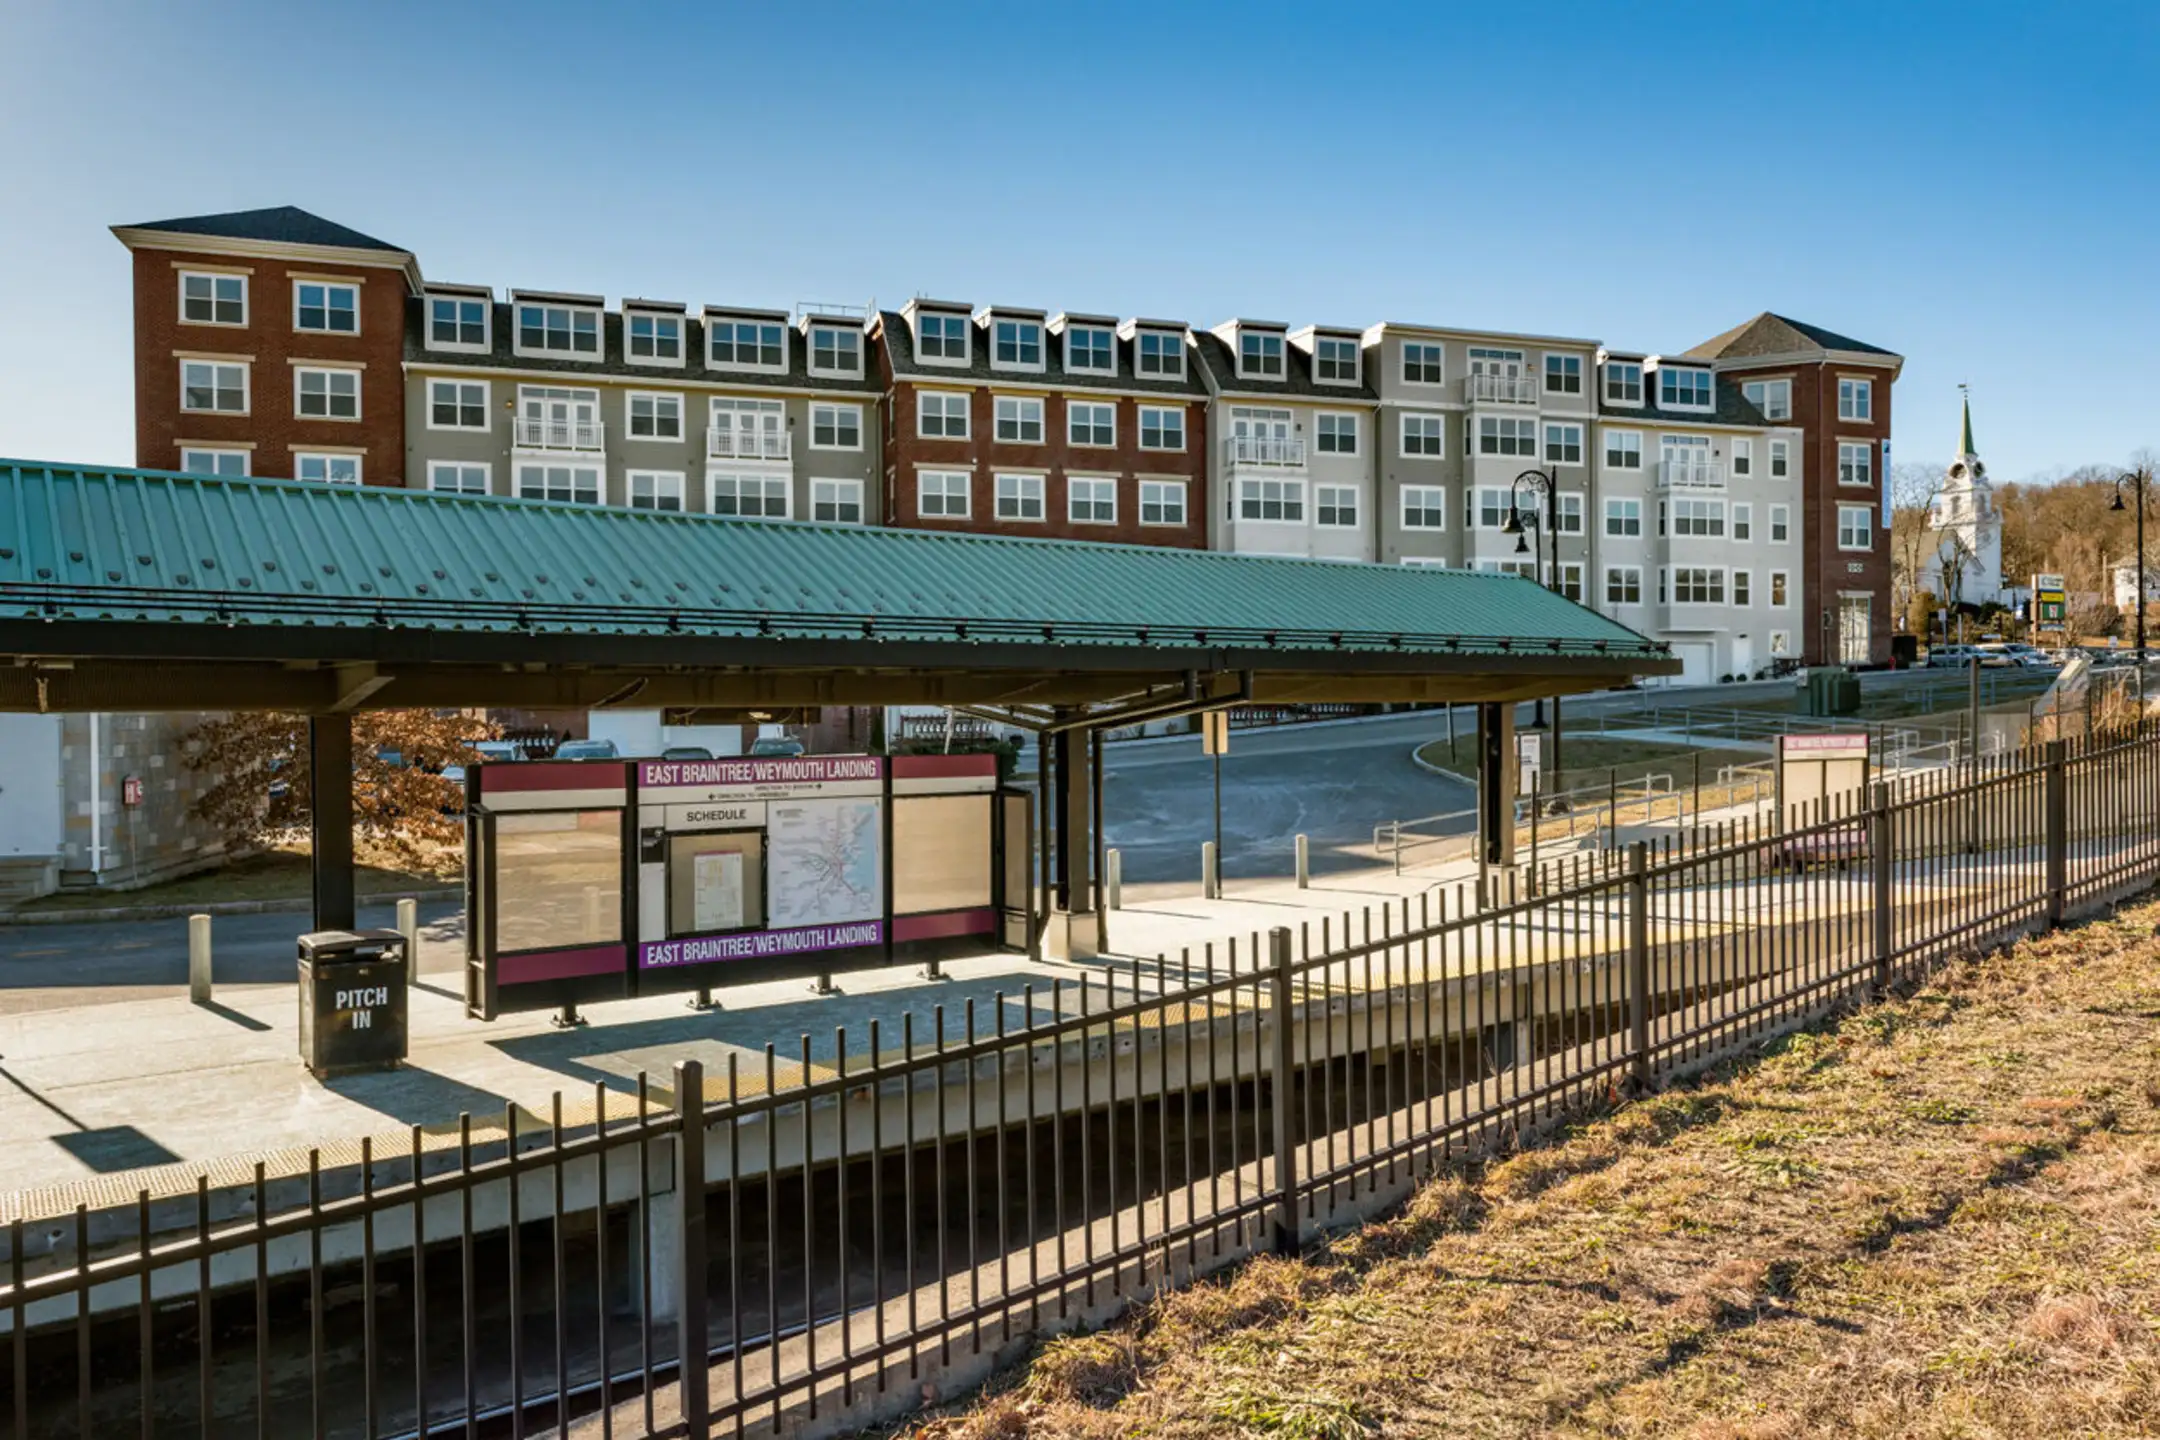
<box><xmin>2</xmin><ymin>0</ymin><xmax>2153</xmax><ymax>483</ymax></box>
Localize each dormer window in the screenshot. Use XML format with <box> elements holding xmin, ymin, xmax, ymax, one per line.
<box><xmin>1658</xmin><ymin>367</ymin><xmax>1713</xmax><ymax>410</ymax></box>
<box><xmin>809</xmin><ymin>325</ymin><xmax>862</xmax><ymax>376</ymax></box>
<box><xmin>1313</xmin><ymin>336</ymin><xmax>1359</xmax><ymax>384</ymax></box>
<box><xmin>625</xmin><ymin>311</ymin><xmax>682</xmax><ymax>363</ymax></box>
<box><xmin>993</xmin><ymin>318</ymin><xmax>1042</xmax><ymax>368</ymax></box>
<box><xmin>427</xmin><ymin>294</ymin><xmax>489</xmax><ymax>351</ymax></box>
<box><xmin>917</xmin><ymin>312</ymin><xmax>968</xmax><ymax>362</ymax></box>
<box><xmin>708</xmin><ymin>316</ymin><xmax>785</xmax><ymax>370</ymax></box>
<box><xmin>1066</xmin><ymin>324</ymin><xmax>1114</xmax><ymax>372</ymax></box>
<box><xmin>515</xmin><ymin>300</ymin><xmax>600</xmax><ymax>356</ymax></box>
<box><xmin>1239</xmin><ymin>330</ymin><xmax>1284</xmax><ymax>379</ymax></box>
<box><xmin>1136</xmin><ymin>330</ymin><xmax>1184</xmax><ymax>377</ymax></box>
<box><xmin>1604</xmin><ymin>361</ymin><xmax>1643</xmax><ymax>405</ymax></box>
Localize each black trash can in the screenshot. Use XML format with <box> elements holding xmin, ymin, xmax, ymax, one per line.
<box><xmin>297</xmin><ymin>928</ymin><xmax>409</xmax><ymax>1078</ymax></box>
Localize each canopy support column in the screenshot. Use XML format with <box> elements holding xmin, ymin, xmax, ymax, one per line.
<box><xmin>1477</xmin><ymin>701</ymin><xmax>1516</xmax><ymax>884</ymax></box>
<box><xmin>1044</xmin><ymin>709</ymin><xmax>1099</xmax><ymax>960</ymax></box>
<box><xmin>309</xmin><ymin>713</ymin><xmax>356</xmax><ymax>934</ymax></box>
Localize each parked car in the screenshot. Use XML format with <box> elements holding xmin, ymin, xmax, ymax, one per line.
<box><xmin>554</xmin><ymin>738</ymin><xmax>620</xmax><ymax>760</ymax></box>
<box><xmin>747</xmin><ymin>735</ymin><xmax>806</xmax><ymax>758</ymax></box>
<box><xmin>473</xmin><ymin>740</ymin><xmax>525</xmax><ymax>763</ymax></box>
<box><xmin>437</xmin><ymin>765</ymin><xmax>468</xmax><ymax>815</ymax></box>
<box><xmin>661</xmin><ymin>745</ymin><xmax>713</xmax><ymax>761</ymax></box>
<box><xmin>1927</xmin><ymin>645</ymin><xmax>1978</xmax><ymax>668</ymax></box>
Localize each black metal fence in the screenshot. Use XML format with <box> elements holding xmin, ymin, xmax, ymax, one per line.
<box><xmin>7</xmin><ymin>727</ymin><xmax>2160</xmax><ymax>1440</ymax></box>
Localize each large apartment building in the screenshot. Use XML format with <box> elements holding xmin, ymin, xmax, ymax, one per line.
<box><xmin>109</xmin><ymin>205</ymin><xmax>1900</xmax><ymax>681</ymax></box>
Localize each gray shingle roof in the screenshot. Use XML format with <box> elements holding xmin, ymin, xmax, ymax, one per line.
<box><xmin>1191</xmin><ymin>332</ymin><xmax>1379</xmax><ymax>402</ymax></box>
<box><xmin>405</xmin><ymin>300</ymin><xmax>882</xmax><ymax>394</ymax></box>
<box><xmin>120</xmin><ymin>206</ymin><xmax>404</xmax><ymax>253</ymax></box>
<box><xmin>876</xmin><ymin>311</ymin><xmax>1207</xmax><ymax>397</ymax></box>
<box><xmin>1686</xmin><ymin>312</ymin><xmax>1897</xmax><ymax>361</ymax></box>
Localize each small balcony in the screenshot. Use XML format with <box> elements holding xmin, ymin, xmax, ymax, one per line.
<box><xmin>512</xmin><ymin>418</ymin><xmax>605</xmax><ymax>453</ymax></box>
<box><xmin>1462</xmin><ymin>373</ymin><xmax>1539</xmax><ymax>406</ymax></box>
<box><xmin>1657</xmin><ymin>459</ymin><xmax>1727</xmax><ymax>491</ymax></box>
<box><xmin>1221</xmin><ymin>435</ymin><xmax>1307</xmax><ymax>469</ymax></box>
<box><xmin>706</xmin><ymin>429</ymin><xmax>792</xmax><ymax>462</ymax></box>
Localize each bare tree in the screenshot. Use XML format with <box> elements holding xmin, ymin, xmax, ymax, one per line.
<box><xmin>1889</xmin><ymin>461</ymin><xmax>1941</xmax><ymax>618</ymax></box>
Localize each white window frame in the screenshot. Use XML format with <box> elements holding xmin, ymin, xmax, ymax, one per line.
<box><xmin>625</xmin><ymin>391</ymin><xmax>684</xmax><ymax>442</ymax></box>
<box><xmin>1733</xmin><ymin>568</ymin><xmax>1753</xmax><ymax>606</ymax></box>
<box><xmin>1400</xmin><ymin>484</ymin><xmax>1446</xmax><ymax>530</ymax></box>
<box><xmin>627</xmin><ymin>469</ymin><xmax>685</xmax><ymax>512</ymax></box>
<box><xmin>1732</xmin><ymin>438</ymin><xmax>1753</xmax><ymax>477</ymax></box>
<box><xmin>1603</xmin><ymin>429</ymin><xmax>1643</xmax><ymax>470</ymax></box>
<box><xmin>1838</xmin><ymin>504</ymin><xmax>1873</xmax><ymax>550</ymax></box>
<box><xmin>294</xmin><ymin>452</ymin><xmax>362</xmax><ymax>485</ymax></box>
<box><xmin>1604</xmin><ymin>497</ymin><xmax>1642</xmax><ymax>538</ymax></box>
<box><xmin>625</xmin><ymin>311</ymin><xmax>685</xmax><ymax>367</ymax></box>
<box><xmin>1477</xmin><ymin>415</ymin><xmax>1537</xmax><ymax>457</ymax></box>
<box><xmin>1237</xmin><ymin>476</ymin><xmax>1304</xmax><ymax>522</ymax></box>
<box><xmin>807</xmin><ymin>325</ymin><xmax>863</xmax><ymax>377</ymax></box>
<box><xmin>917</xmin><ymin>390</ymin><xmax>971</xmax><ymax>440</ymax></box>
<box><xmin>291</xmin><ymin>279</ymin><xmax>359</xmax><ymax>335</ymax></box>
<box><xmin>513</xmin><ymin>302</ymin><xmax>601</xmax><ymax>358</ymax></box>
<box><xmin>1401</xmin><ymin>342</ymin><xmax>1444</xmax><ymax>387</ymax></box>
<box><xmin>1312</xmin><ymin>336</ymin><xmax>1360</xmax><ymax>385</ymax></box>
<box><xmin>810</xmin><ymin>477</ymin><xmax>865</xmax><ymax>524</ymax></box>
<box><xmin>1838</xmin><ymin>440</ymin><xmax>1874</xmax><ymax>488</ymax></box>
<box><xmin>517</xmin><ymin>463</ymin><xmax>602</xmax><ymax>505</ymax></box>
<box><xmin>1543</xmin><ymin>421</ymin><xmax>1584</xmax><ymax>466</ymax></box>
<box><xmin>426</xmin><ymin>377</ymin><xmax>490</xmax><ymax>431</ymax></box>
<box><xmin>1605</xmin><ymin>565</ymin><xmax>1643</xmax><ymax>606</ymax></box>
<box><xmin>1136</xmin><ymin>330</ymin><xmax>1185</xmax><ymax>377</ymax></box>
<box><xmin>293</xmin><ymin>365</ymin><xmax>360</xmax><ymax>421</ymax></box>
<box><xmin>1558</xmin><ymin>562</ymin><xmax>1585</xmax><ymax>603</ymax></box>
<box><xmin>1067</xmin><ymin>400</ymin><xmax>1116</xmax><ymax>448</ymax></box>
<box><xmin>1770</xmin><ymin>437</ymin><xmax>1792</xmax><ymax>478</ymax></box>
<box><xmin>1771</xmin><ymin>571</ymin><xmax>1791</xmax><ymax>607</ymax></box>
<box><xmin>1543</xmin><ymin>353</ymin><xmax>1583</xmax><ymax>395</ymax></box>
<box><xmin>991</xmin><ymin>317</ymin><xmax>1045</xmax><ymax>371</ymax></box>
<box><xmin>707</xmin><ymin>471</ymin><xmax>791</xmax><ymax>519</ymax></box>
<box><xmin>426</xmin><ymin>294</ymin><xmax>490</xmax><ymax>352</ymax></box>
<box><xmin>1314</xmin><ymin>411</ymin><xmax>1359</xmax><ymax>456</ymax></box>
<box><xmin>1671</xmin><ymin>497</ymin><xmax>1727</xmax><ymax>538</ymax></box>
<box><xmin>1732</xmin><ymin>502</ymin><xmax>1753</xmax><ymax>541</ymax></box>
<box><xmin>1068</xmin><ymin>476</ymin><xmax>1117</xmax><ymax>525</ymax></box>
<box><xmin>1472</xmin><ymin>487</ymin><xmax>1512</xmax><ymax>530</ymax></box>
<box><xmin>178</xmin><ymin>270</ymin><xmax>247</xmax><ymax>327</ymax></box>
<box><xmin>914</xmin><ymin>312</ymin><xmax>970</xmax><ymax>366</ymax></box>
<box><xmin>809</xmin><ymin>401</ymin><xmax>863</xmax><ymax>451</ymax></box>
<box><xmin>1838</xmin><ymin>377</ymin><xmax>1873</xmax><ymax>422</ymax></box>
<box><xmin>993</xmin><ymin>395</ymin><xmax>1044</xmax><ymax>444</ymax></box>
<box><xmin>426</xmin><ymin>460</ymin><xmax>490</xmax><ymax>496</ymax></box>
<box><xmin>1138</xmin><ymin>479</ymin><xmax>1187</xmax><ymax>527</ymax></box>
<box><xmin>1769</xmin><ymin>504</ymin><xmax>1791</xmax><ymax>543</ymax></box>
<box><xmin>1399</xmin><ymin>412</ymin><xmax>1445</xmax><ymax>458</ymax></box>
<box><xmin>1315</xmin><ymin>484</ymin><xmax>1359</xmax><ymax>528</ymax></box>
<box><xmin>1743</xmin><ymin>378</ymin><xmax>1792</xmax><ymax>421</ymax></box>
<box><xmin>995</xmin><ymin>473</ymin><xmax>1046</xmax><ymax>522</ymax></box>
<box><xmin>1237</xmin><ymin>329</ymin><xmax>1285</xmax><ymax>379</ymax></box>
<box><xmin>1603</xmin><ymin>360</ymin><xmax>1643</xmax><ymax>406</ymax></box>
<box><xmin>1064</xmin><ymin>324</ymin><xmax>1115</xmax><ymax>373</ymax></box>
<box><xmin>705</xmin><ymin>316</ymin><xmax>787</xmax><ymax>373</ymax></box>
<box><xmin>1656</xmin><ymin>366</ymin><xmax>1714</xmax><ymax>411</ymax></box>
<box><xmin>1138</xmin><ymin>405</ymin><xmax>1186</xmax><ymax>452</ymax></box>
<box><xmin>179</xmin><ymin>447</ymin><xmax>248</xmax><ymax>477</ymax></box>
<box><xmin>179</xmin><ymin>359</ymin><xmax>249</xmax><ymax>415</ymax></box>
<box><xmin>917</xmin><ymin>469</ymin><xmax>971</xmax><ymax>518</ymax></box>
<box><xmin>1673</xmin><ymin>566</ymin><xmax>1726</xmax><ymax>605</ymax></box>
<box><xmin>1557</xmin><ymin>492</ymin><xmax>1584</xmax><ymax>535</ymax></box>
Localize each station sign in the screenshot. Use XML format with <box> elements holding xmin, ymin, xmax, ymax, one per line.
<box><xmin>2031</xmin><ymin>573</ymin><xmax>2068</xmax><ymax>629</ymax></box>
<box><xmin>637</xmin><ymin>754</ymin><xmax>884</xmax><ymax>802</ymax></box>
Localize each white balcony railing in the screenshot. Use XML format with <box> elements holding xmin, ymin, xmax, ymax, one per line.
<box><xmin>1462</xmin><ymin>372</ymin><xmax>1539</xmax><ymax>406</ymax></box>
<box><xmin>1221</xmin><ymin>434</ymin><xmax>1307</xmax><ymax>468</ymax></box>
<box><xmin>1657</xmin><ymin>459</ymin><xmax>1727</xmax><ymax>491</ymax></box>
<box><xmin>706</xmin><ymin>429</ymin><xmax>792</xmax><ymax>462</ymax></box>
<box><xmin>512</xmin><ymin>417</ymin><xmax>605</xmax><ymax>452</ymax></box>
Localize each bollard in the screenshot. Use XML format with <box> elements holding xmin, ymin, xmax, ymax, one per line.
<box><xmin>1105</xmin><ymin>847</ymin><xmax>1122</xmax><ymax>910</ymax></box>
<box><xmin>395</xmin><ymin>897</ymin><xmax>419</xmax><ymax>972</ymax></box>
<box><xmin>1202</xmin><ymin>840</ymin><xmax>1219</xmax><ymax>899</ymax></box>
<box><xmin>1295</xmin><ymin>832</ymin><xmax>1310</xmax><ymax>888</ymax></box>
<box><xmin>188</xmin><ymin>913</ymin><xmax>212</xmax><ymax>1004</ymax></box>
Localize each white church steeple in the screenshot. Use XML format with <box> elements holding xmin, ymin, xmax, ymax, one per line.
<box><xmin>1924</xmin><ymin>386</ymin><xmax>2004</xmax><ymax>606</ymax></box>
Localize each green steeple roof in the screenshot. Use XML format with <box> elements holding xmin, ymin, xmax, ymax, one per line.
<box><xmin>1960</xmin><ymin>393</ymin><xmax>1977</xmax><ymax>458</ymax></box>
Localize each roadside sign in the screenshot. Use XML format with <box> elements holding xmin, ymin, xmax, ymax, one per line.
<box><xmin>121</xmin><ymin>775</ymin><xmax>142</xmax><ymax>807</ymax></box>
<box><xmin>1777</xmin><ymin>732</ymin><xmax>1869</xmax><ymax>828</ymax></box>
<box><xmin>1201</xmin><ymin>711</ymin><xmax>1230</xmax><ymax>756</ymax></box>
<box><xmin>2032</xmin><ymin>573</ymin><xmax>2068</xmax><ymax>631</ymax></box>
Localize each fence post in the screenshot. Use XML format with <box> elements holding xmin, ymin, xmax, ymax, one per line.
<box><xmin>672</xmin><ymin>1059</ymin><xmax>709</xmax><ymax>1432</ymax></box>
<box><xmin>1295</xmin><ymin>833</ymin><xmax>1309</xmax><ymax>888</ymax></box>
<box><xmin>1626</xmin><ymin>841</ymin><xmax>1651</xmax><ymax>1092</ymax></box>
<box><xmin>1202</xmin><ymin>840</ymin><xmax>1219</xmax><ymax>900</ymax></box>
<box><xmin>188</xmin><ymin>913</ymin><xmax>212</xmax><ymax>1004</ymax></box>
<box><xmin>1105</xmin><ymin>847</ymin><xmax>1122</xmax><ymax>909</ymax></box>
<box><xmin>1869</xmin><ymin>782</ymin><xmax>1893</xmax><ymax>995</ymax></box>
<box><xmin>2044</xmin><ymin>739</ymin><xmax>2068</xmax><ymax>926</ymax></box>
<box><xmin>1268</xmin><ymin>926</ymin><xmax>1299</xmax><ymax>1254</ymax></box>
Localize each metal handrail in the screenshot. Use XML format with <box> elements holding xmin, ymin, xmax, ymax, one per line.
<box><xmin>512</xmin><ymin>417</ymin><xmax>605</xmax><ymax>451</ymax></box>
<box><xmin>705</xmin><ymin>429</ymin><xmax>791</xmax><ymax>461</ymax></box>
<box><xmin>1220</xmin><ymin>435</ymin><xmax>1307</xmax><ymax>466</ymax></box>
<box><xmin>1461</xmin><ymin>372</ymin><xmax>1539</xmax><ymax>404</ymax></box>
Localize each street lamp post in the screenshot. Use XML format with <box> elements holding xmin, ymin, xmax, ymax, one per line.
<box><xmin>2113</xmin><ymin>469</ymin><xmax>2150</xmax><ymax>668</ymax></box>
<box><xmin>1503</xmin><ymin>467</ymin><xmax>1565</xmax><ymax>777</ymax></box>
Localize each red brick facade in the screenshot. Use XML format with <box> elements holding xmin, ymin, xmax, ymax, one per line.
<box><xmin>127</xmin><ymin>245</ymin><xmax>409</xmax><ymax>485</ymax></box>
<box><xmin>879</xmin><ymin>379</ymin><xmax>1210</xmax><ymax>548</ymax></box>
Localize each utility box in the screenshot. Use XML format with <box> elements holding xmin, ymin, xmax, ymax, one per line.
<box><xmin>297</xmin><ymin>929</ymin><xmax>409</xmax><ymax>1078</ymax></box>
<box><xmin>1803</xmin><ymin>666</ymin><xmax>1861</xmax><ymax>717</ymax></box>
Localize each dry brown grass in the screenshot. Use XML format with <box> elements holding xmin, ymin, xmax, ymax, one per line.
<box><xmin>898</xmin><ymin>896</ymin><xmax>2160</xmax><ymax>1439</ymax></box>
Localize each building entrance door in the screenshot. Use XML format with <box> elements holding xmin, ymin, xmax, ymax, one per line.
<box><xmin>519</xmin><ymin>387</ymin><xmax>600</xmax><ymax>449</ymax></box>
<box><xmin>1228</xmin><ymin>407</ymin><xmax>1294</xmax><ymax>464</ymax></box>
<box><xmin>1838</xmin><ymin>594</ymin><xmax>1871</xmax><ymax>666</ymax></box>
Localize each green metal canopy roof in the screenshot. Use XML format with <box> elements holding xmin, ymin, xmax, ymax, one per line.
<box><xmin>0</xmin><ymin>460</ymin><xmax>1672</xmax><ymax>713</ymax></box>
